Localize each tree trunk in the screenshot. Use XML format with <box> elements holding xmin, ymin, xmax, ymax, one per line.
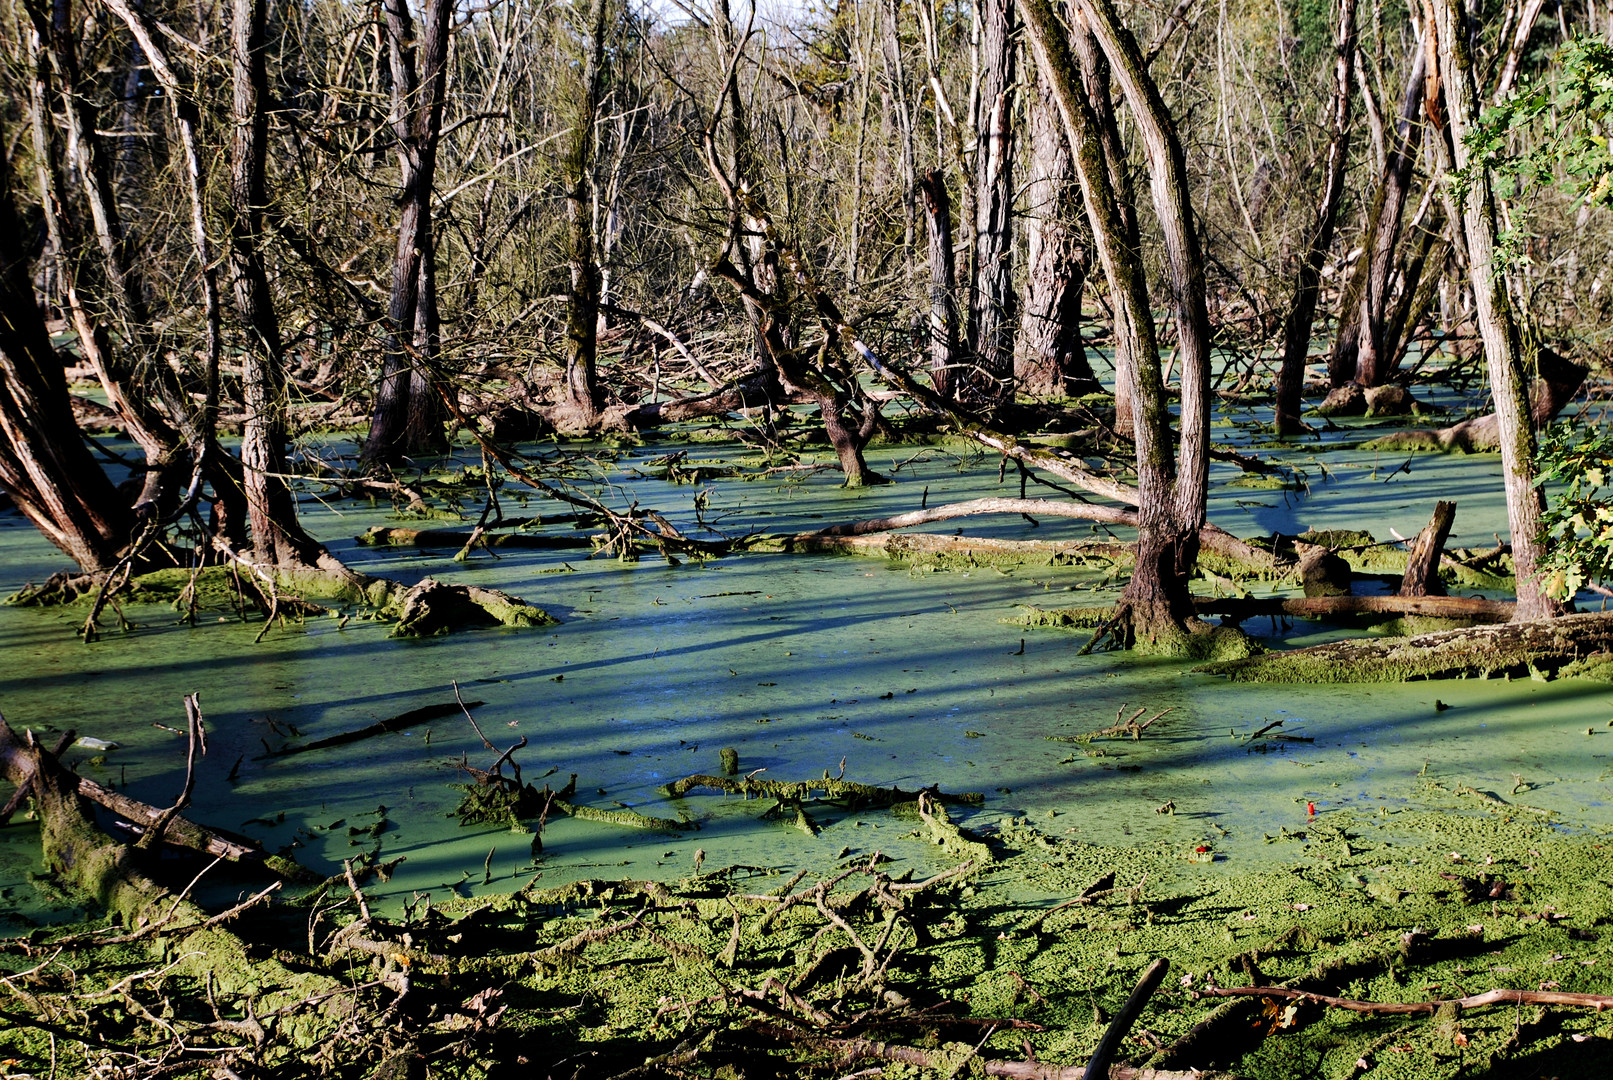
<box><xmin>1016</xmin><ymin>66</ymin><xmax>1097</xmax><ymax>398</ymax></box>
<box><xmin>1069</xmin><ymin>18</ymin><xmax>1138</xmax><ymax>435</ymax></box>
<box><xmin>964</xmin><ymin>0</ymin><xmax>1016</xmax><ymax>409</ymax></box>
<box><xmin>0</xmin><ymin>133</ymin><xmax>130</xmax><ymax>573</ymax></box>
<box><xmin>919</xmin><ymin>169</ymin><xmax>961</xmax><ymax>397</ymax></box>
<box><xmin>228</xmin><ymin>0</ymin><xmax>305</xmax><ymax>568</ymax></box>
<box><xmin>361</xmin><ymin>0</ymin><xmax>452</xmax><ymax>465</ymax></box>
<box><xmin>1018</xmin><ymin>0</ymin><xmax>1195</xmax><ymax>644</ymax></box>
<box><xmin>1399</xmin><ymin>500</ymin><xmax>1456</xmax><ymax>597</ymax></box>
<box><xmin>1275</xmin><ymin>0</ymin><xmax>1357</xmax><ymax>435</ymax></box>
<box><xmin>1430</xmin><ymin>0</ymin><xmax>1562</xmax><ymax>622</ymax></box>
<box><xmin>1077</xmin><ymin>0</ymin><xmax>1214</xmax><ymax>628</ymax></box>
<box><xmin>559</xmin><ymin>0</ymin><xmax>610</xmax><ymax>431</ymax></box>
<box><xmin>25</xmin><ymin>0</ymin><xmax>197</xmax><ymax>516</ymax></box>
<box><xmin>1330</xmin><ymin>43</ymin><xmax>1426</xmax><ymax>388</ymax></box>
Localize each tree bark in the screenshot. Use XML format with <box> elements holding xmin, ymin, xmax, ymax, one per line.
<box><xmin>1077</xmin><ymin>0</ymin><xmax>1215</xmax><ymax>637</ymax></box>
<box><xmin>1274</xmin><ymin>0</ymin><xmax>1357</xmax><ymax>435</ymax></box>
<box><xmin>0</xmin><ymin>133</ymin><xmax>129</xmax><ymax>573</ymax></box>
<box><xmin>361</xmin><ymin>0</ymin><xmax>453</xmax><ymax>465</ymax></box>
<box><xmin>1399</xmin><ymin>499</ymin><xmax>1456</xmax><ymax>597</ymax></box>
<box><xmin>964</xmin><ymin>0</ymin><xmax>1016</xmax><ymax>409</ymax></box>
<box><xmin>228</xmin><ymin>0</ymin><xmax>305</xmax><ymax>568</ymax></box>
<box><xmin>919</xmin><ymin>169</ymin><xmax>961</xmax><ymax>397</ymax></box>
<box><xmin>1016</xmin><ymin>66</ymin><xmax>1097</xmax><ymax>398</ymax></box>
<box><xmin>1430</xmin><ymin>0</ymin><xmax>1562</xmax><ymax>622</ymax></box>
<box><xmin>1019</xmin><ymin>0</ymin><xmax>1199</xmax><ymax>644</ymax></box>
<box><xmin>24</xmin><ymin>0</ymin><xmax>198</xmax><ymax>517</ymax></box>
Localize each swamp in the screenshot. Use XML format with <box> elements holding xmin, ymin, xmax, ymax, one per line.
<box><xmin>6</xmin><ymin>0</ymin><xmax>1613</xmax><ymax>1077</ymax></box>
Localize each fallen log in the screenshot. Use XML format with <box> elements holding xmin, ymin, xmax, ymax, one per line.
<box><xmin>788</xmin><ymin>494</ymin><xmax>1277</xmax><ymax>573</ymax></box>
<box><xmin>753</xmin><ymin>529</ymin><xmax>1135</xmax><ymax>565</ymax></box>
<box><xmin>664</xmin><ymin>773</ymin><xmax>984</xmax><ymax>808</ymax></box>
<box><xmin>259</xmin><ymin>700</ymin><xmax>482</xmax><ymax>758</ymax></box>
<box><xmin>1365</xmin><ymin>346</ymin><xmax>1588</xmax><ymax>453</ymax></box>
<box><xmin>1195</xmin><ymin>594</ymin><xmax>1513</xmax><ymax>623</ymax></box>
<box><xmin>1197</xmin><ymin>610</ymin><xmax>1613</xmax><ymax>683</ymax></box>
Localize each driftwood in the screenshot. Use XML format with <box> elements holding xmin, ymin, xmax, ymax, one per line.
<box><xmin>259</xmin><ymin>700</ymin><xmax>481</xmax><ymax>758</ymax></box>
<box><xmin>1198</xmin><ymin>983</ymin><xmax>1613</xmax><ymax>1015</ymax></box>
<box><xmin>1399</xmin><ymin>500</ymin><xmax>1455</xmax><ymax>597</ymax></box>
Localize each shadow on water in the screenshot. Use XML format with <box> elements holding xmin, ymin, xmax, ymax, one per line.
<box><xmin>1</xmin><ymin>430</ymin><xmax>1610</xmax><ymax>914</ymax></box>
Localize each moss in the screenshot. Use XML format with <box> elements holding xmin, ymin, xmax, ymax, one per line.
<box><xmin>1226</xmin><ymin>473</ymin><xmax>1300</xmax><ymax>491</ymax></box>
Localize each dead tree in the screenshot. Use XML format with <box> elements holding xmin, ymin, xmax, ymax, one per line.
<box><xmin>361</xmin><ymin>0</ymin><xmax>454</xmax><ymax>465</ymax></box>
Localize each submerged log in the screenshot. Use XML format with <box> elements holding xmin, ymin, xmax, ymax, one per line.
<box><xmin>260</xmin><ymin>700</ymin><xmax>481</xmax><ymax>758</ymax></box>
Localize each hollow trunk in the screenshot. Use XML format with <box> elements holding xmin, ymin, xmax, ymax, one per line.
<box><xmin>1275</xmin><ymin>0</ymin><xmax>1357</xmax><ymax>435</ymax></box>
<box><xmin>1431</xmin><ymin>0</ymin><xmax>1562</xmax><ymax>622</ymax></box>
<box><xmin>1017</xmin><ymin>68</ymin><xmax>1096</xmax><ymax>398</ymax></box>
<box><xmin>361</xmin><ymin>0</ymin><xmax>452</xmax><ymax>465</ymax></box>
<box><xmin>964</xmin><ymin>0</ymin><xmax>1016</xmax><ymax>409</ymax></box>
<box><xmin>919</xmin><ymin>169</ymin><xmax>961</xmax><ymax>397</ymax></box>
<box><xmin>0</xmin><ymin>134</ymin><xmax>129</xmax><ymax>573</ymax></box>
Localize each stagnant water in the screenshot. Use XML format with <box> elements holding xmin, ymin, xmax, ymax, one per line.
<box><xmin>2</xmin><ymin>403</ymin><xmax>1610</xmax><ymax>918</ymax></box>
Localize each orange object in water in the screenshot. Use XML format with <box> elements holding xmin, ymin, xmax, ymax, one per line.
<box><xmin>1307</xmin><ymin>801</ymin><xmax>1317</xmax><ymax>817</ymax></box>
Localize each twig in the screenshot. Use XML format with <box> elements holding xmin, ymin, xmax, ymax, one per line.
<box><xmin>454</xmin><ymin>681</ymin><xmax>496</xmax><ymax>750</ymax></box>
<box><xmin>1199</xmin><ymin>983</ymin><xmax>1613</xmax><ymax>1014</ymax></box>
<box><xmin>137</xmin><ymin>694</ymin><xmax>206</xmax><ymax>851</ymax></box>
